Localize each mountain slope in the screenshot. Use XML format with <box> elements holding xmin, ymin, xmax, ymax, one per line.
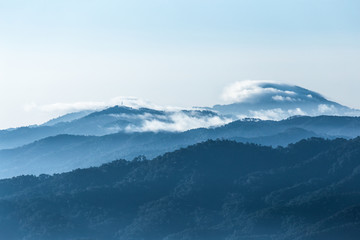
<box><xmin>0</xmin><ymin>106</ymin><xmax>229</xmax><ymax>150</ymax></box>
<box><xmin>0</xmin><ymin>138</ymin><xmax>360</xmax><ymax>240</ymax></box>
<box><xmin>213</xmin><ymin>81</ymin><xmax>359</xmax><ymax>119</ymax></box>
<box><xmin>2</xmin><ymin>115</ymin><xmax>360</xmax><ymax>178</ymax></box>
<box><xmin>42</xmin><ymin>110</ymin><xmax>95</xmax><ymax>126</ymax></box>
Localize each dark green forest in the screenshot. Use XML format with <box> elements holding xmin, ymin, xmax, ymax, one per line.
<box><xmin>1</xmin><ymin>138</ymin><xmax>360</xmax><ymax>240</ymax></box>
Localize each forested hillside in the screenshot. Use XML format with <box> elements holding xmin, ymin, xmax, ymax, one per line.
<box><xmin>1</xmin><ymin>138</ymin><xmax>360</xmax><ymax>240</ymax></box>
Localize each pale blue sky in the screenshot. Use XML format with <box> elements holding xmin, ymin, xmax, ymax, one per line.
<box><xmin>0</xmin><ymin>0</ymin><xmax>359</xmax><ymax>129</ymax></box>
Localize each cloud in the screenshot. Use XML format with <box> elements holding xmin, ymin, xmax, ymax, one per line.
<box><xmin>39</xmin><ymin>102</ymin><xmax>106</xmax><ymax>112</ymax></box>
<box><xmin>237</xmin><ymin>105</ymin><xmax>360</xmax><ymax>121</ymax></box>
<box><xmin>221</xmin><ymin>80</ymin><xmax>298</xmax><ymax>103</ymax></box>
<box><xmin>272</xmin><ymin>95</ymin><xmax>296</xmax><ymax>102</ymax></box>
<box><xmin>24</xmin><ymin>97</ymin><xmax>234</xmax><ymax>132</ymax></box>
<box><xmin>222</xmin><ymin>80</ymin><xmax>276</xmax><ymax>103</ymax></box>
<box><xmin>238</xmin><ymin>108</ymin><xmax>306</xmax><ymax>121</ymax></box>
<box><xmin>108</xmin><ymin>97</ymin><xmax>165</xmax><ymax>110</ymax></box>
<box><xmin>22</xmin><ymin>81</ymin><xmax>360</xmax><ymax>131</ymax></box>
<box><xmin>317</xmin><ymin>104</ymin><xmax>337</xmax><ymax>114</ymax></box>
<box><xmin>125</xmin><ymin>112</ymin><xmax>233</xmax><ymax>132</ymax></box>
<box><xmin>23</xmin><ymin>96</ymin><xmax>171</xmax><ymax>114</ymax></box>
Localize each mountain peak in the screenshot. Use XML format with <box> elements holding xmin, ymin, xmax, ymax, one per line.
<box><xmin>214</xmin><ymin>80</ymin><xmax>358</xmax><ymax>120</ymax></box>
<box><xmin>221</xmin><ymin>80</ymin><xmax>327</xmax><ymax>104</ymax></box>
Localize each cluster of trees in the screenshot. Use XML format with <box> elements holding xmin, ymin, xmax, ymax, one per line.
<box><xmin>1</xmin><ymin>138</ymin><xmax>360</xmax><ymax>240</ymax></box>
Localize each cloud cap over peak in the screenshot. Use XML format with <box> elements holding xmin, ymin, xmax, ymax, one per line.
<box><xmin>214</xmin><ymin>80</ymin><xmax>360</xmax><ymax>120</ymax></box>
<box><xmin>221</xmin><ymin>80</ymin><xmax>326</xmax><ymax>104</ymax></box>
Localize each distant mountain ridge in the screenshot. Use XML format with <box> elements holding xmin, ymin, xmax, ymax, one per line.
<box><xmin>1</xmin><ymin>82</ymin><xmax>359</xmax><ymax>150</ymax></box>
<box><xmin>0</xmin><ymin>106</ymin><xmax>230</xmax><ymax>150</ymax></box>
<box><xmin>1</xmin><ymin>82</ymin><xmax>360</xmax><ymax>178</ymax></box>
<box><xmin>1</xmin><ymin>115</ymin><xmax>360</xmax><ymax>178</ymax></box>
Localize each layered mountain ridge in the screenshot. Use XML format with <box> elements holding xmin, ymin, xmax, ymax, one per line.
<box><xmin>0</xmin><ymin>106</ymin><xmax>230</xmax><ymax>150</ymax></box>
<box><xmin>1</xmin><ymin>81</ymin><xmax>360</xmax><ymax>179</ymax></box>
<box><xmin>1</xmin><ymin>82</ymin><xmax>359</xmax><ymax>150</ymax></box>
<box><xmin>1</xmin><ymin>82</ymin><xmax>360</xmax><ymax>239</ymax></box>
<box><xmin>1</xmin><ymin>138</ymin><xmax>360</xmax><ymax>240</ymax></box>
<box><xmin>1</xmin><ymin>115</ymin><xmax>360</xmax><ymax>178</ymax></box>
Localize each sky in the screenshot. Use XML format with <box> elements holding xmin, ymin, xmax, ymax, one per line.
<box><xmin>0</xmin><ymin>0</ymin><xmax>360</xmax><ymax>129</ymax></box>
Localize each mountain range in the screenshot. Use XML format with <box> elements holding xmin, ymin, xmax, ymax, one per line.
<box><xmin>1</xmin><ymin>82</ymin><xmax>360</xmax><ymax>179</ymax></box>
<box><xmin>1</xmin><ymin>82</ymin><xmax>359</xmax><ymax>151</ymax></box>
<box><xmin>1</xmin><ymin>115</ymin><xmax>360</xmax><ymax>179</ymax></box>
<box><xmin>0</xmin><ymin>107</ymin><xmax>230</xmax><ymax>150</ymax></box>
<box><xmin>1</xmin><ymin>81</ymin><xmax>360</xmax><ymax>240</ymax></box>
<box><xmin>1</xmin><ymin>138</ymin><xmax>360</xmax><ymax>240</ymax></box>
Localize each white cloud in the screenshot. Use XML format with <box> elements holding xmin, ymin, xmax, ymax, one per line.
<box><xmin>23</xmin><ymin>96</ymin><xmax>234</xmax><ymax>132</ymax></box>
<box><xmin>126</xmin><ymin>112</ymin><xmax>233</xmax><ymax>132</ymax></box>
<box><xmin>221</xmin><ymin>80</ymin><xmax>298</xmax><ymax>103</ymax></box>
<box><xmin>21</xmin><ymin>81</ymin><xmax>360</xmax><ymax>131</ymax></box>
<box><xmin>24</xmin><ymin>94</ymin><xmax>201</xmax><ymax>117</ymax></box>
<box><xmin>222</xmin><ymin>80</ymin><xmax>276</xmax><ymax>103</ymax></box>
<box><xmin>272</xmin><ymin>95</ymin><xmax>296</xmax><ymax>102</ymax></box>
<box><xmin>272</xmin><ymin>95</ymin><xmax>284</xmax><ymax>101</ymax></box>
<box><xmin>317</xmin><ymin>104</ymin><xmax>337</xmax><ymax>114</ymax></box>
<box><xmin>244</xmin><ymin>108</ymin><xmax>306</xmax><ymax>121</ymax></box>
<box><xmin>284</xmin><ymin>90</ymin><xmax>297</xmax><ymax>95</ymax></box>
<box><xmin>24</xmin><ymin>102</ymin><xmax>37</xmax><ymax>112</ymax></box>
<box><xmin>108</xmin><ymin>96</ymin><xmax>164</xmax><ymax>110</ymax></box>
<box><xmin>288</xmin><ymin>108</ymin><xmax>306</xmax><ymax>116</ymax></box>
<box><xmin>248</xmin><ymin>108</ymin><xmax>287</xmax><ymax>120</ymax></box>
<box><xmin>23</xmin><ymin>96</ymin><xmax>174</xmax><ymax>114</ymax></box>
<box><xmin>40</xmin><ymin>101</ymin><xmax>106</xmax><ymax>112</ymax></box>
<box><xmin>24</xmin><ymin>100</ymin><xmax>104</xmax><ymax>113</ymax></box>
